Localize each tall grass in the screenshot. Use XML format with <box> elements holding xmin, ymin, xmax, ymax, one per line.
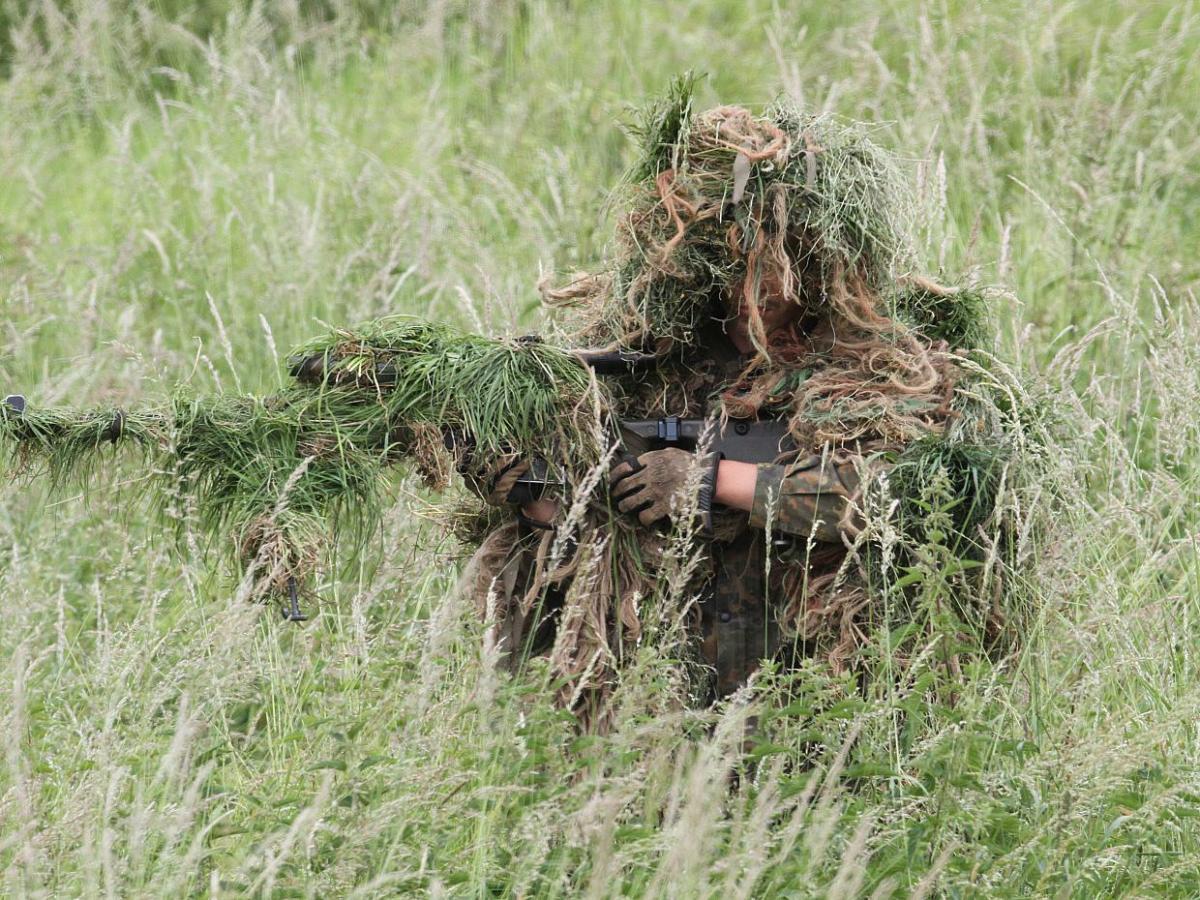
<box><xmin>1</xmin><ymin>0</ymin><xmax>1199</xmax><ymax>896</ymax></box>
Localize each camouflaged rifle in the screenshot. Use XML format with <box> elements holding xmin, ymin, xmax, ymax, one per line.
<box><xmin>0</xmin><ymin>324</ymin><xmax>791</xmax><ymax>620</ymax></box>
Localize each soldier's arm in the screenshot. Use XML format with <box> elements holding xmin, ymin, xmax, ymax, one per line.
<box><xmin>715</xmin><ymin>455</ymin><xmax>873</xmax><ymax>542</ymax></box>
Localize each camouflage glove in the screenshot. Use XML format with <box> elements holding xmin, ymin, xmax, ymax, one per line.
<box><xmin>468</xmin><ymin>454</ymin><xmax>532</xmax><ymax>507</ymax></box>
<box><xmin>609</xmin><ymin>447</ymin><xmax>719</xmax><ymax>531</ymax></box>
<box><xmin>442</xmin><ymin>428</ymin><xmax>530</xmax><ymax>507</ymax></box>
<box><xmin>489</xmin><ymin>456</ymin><xmax>532</xmax><ymax>505</ymax></box>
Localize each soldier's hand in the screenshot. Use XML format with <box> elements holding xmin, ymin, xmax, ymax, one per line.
<box><xmin>610</xmin><ymin>447</ymin><xmax>716</xmax><ymax>527</ymax></box>
<box><xmin>479</xmin><ymin>455</ymin><xmax>531</xmax><ymax>507</ymax></box>
<box><xmin>442</xmin><ymin>428</ymin><xmax>524</xmax><ymax>505</ymax></box>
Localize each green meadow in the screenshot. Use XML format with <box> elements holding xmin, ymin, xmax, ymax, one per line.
<box><xmin>1</xmin><ymin>1</ymin><xmax>1199</xmax><ymax>895</ymax></box>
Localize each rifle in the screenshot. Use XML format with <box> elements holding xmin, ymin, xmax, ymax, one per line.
<box><xmin>0</xmin><ymin>320</ymin><xmax>790</xmax><ymax>620</ymax></box>
<box><xmin>500</xmin><ymin>416</ymin><xmax>791</xmax><ymax>506</ymax></box>
<box><xmin>287</xmin><ymin>338</ymin><xmax>793</xmax><ymax>504</ymax></box>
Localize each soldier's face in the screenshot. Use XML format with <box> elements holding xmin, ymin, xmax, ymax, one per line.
<box><xmin>722</xmin><ymin>268</ymin><xmax>804</xmax><ymax>353</ymax></box>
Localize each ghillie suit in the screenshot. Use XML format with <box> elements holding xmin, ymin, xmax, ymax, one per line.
<box><xmin>465</xmin><ymin>83</ymin><xmax>1034</xmax><ymax>727</ymax></box>
<box><xmin>0</xmin><ymin>88</ymin><xmax>1035</xmax><ymax>732</ymax></box>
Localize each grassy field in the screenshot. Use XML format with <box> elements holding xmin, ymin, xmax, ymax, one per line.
<box><xmin>2</xmin><ymin>1</ymin><xmax>1199</xmax><ymax>896</ymax></box>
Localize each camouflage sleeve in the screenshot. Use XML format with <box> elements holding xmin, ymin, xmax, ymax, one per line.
<box><xmin>748</xmin><ymin>454</ymin><xmax>874</xmax><ymax>542</ymax></box>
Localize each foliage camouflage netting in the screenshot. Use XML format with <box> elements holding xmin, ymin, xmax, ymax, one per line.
<box><xmin>556</xmin><ymin>74</ymin><xmax>989</xmax><ymax>354</ymax></box>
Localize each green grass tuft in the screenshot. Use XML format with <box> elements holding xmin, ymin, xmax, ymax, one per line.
<box><xmin>625</xmin><ymin>70</ymin><xmax>702</xmax><ymax>184</ymax></box>
<box><xmin>892</xmin><ymin>282</ymin><xmax>991</xmax><ymax>349</ymax></box>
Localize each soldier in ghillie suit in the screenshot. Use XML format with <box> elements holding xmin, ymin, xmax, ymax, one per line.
<box><xmin>460</xmin><ymin>87</ymin><xmax>1027</xmax><ymax>728</ymax></box>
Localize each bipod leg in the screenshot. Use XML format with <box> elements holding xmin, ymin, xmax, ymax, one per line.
<box><xmin>283</xmin><ymin>575</ymin><xmax>308</xmax><ymax>622</ymax></box>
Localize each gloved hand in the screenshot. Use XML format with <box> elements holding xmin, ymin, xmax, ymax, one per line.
<box><xmin>482</xmin><ymin>456</ymin><xmax>532</xmax><ymax>506</ymax></box>
<box><xmin>459</xmin><ymin>453</ymin><xmax>531</xmax><ymax>507</ymax></box>
<box><xmin>444</xmin><ymin>430</ymin><xmax>557</xmax><ymax>527</ymax></box>
<box><xmin>609</xmin><ymin>447</ymin><xmax>719</xmax><ymax>530</ymax></box>
<box><xmin>444</xmin><ymin>428</ymin><xmax>526</xmax><ymax>506</ymax></box>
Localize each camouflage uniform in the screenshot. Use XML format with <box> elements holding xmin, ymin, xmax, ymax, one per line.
<box><xmin>464</xmin><ymin>324</ymin><xmax>877</xmax><ymax>700</ymax></box>
<box><xmin>703</xmin><ymin>453</ymin><xmax>865</xmax><ymax>696</ymax></box>
<box><xmin>609</xmin><ymin>324</ymin><xmax>875</xmax><ymax>698</ymax></box>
